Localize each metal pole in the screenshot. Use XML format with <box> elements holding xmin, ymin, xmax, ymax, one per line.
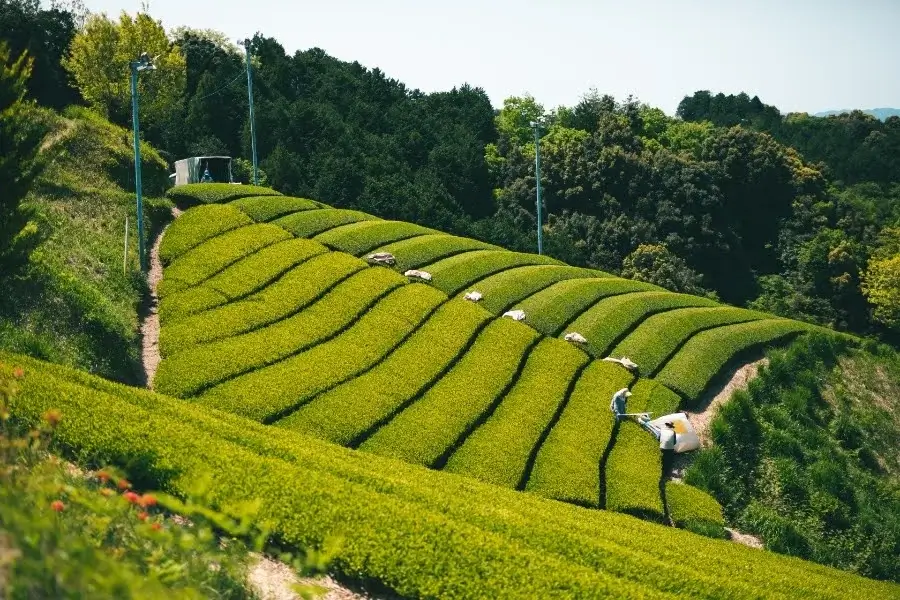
<box><xmin>533</xmin><ymin>123</ymin><xmax>544</xmax><ymax>255</ymax></box>
<box><xmin>243</xmin><ymin>39</ymin><xmax>259</xmax><ymax>185</ymax></box>
<box><xmin>130</xmin><ymin>63</ymin><xmax>146</xmax><ymax>271</ymax></box>
<box><xmin>124</xmin><ymin>216</ymin><xmax>129</xmax><ymax>276</ymax></box>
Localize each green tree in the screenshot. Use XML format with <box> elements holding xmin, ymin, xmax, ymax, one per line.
<box><xmin>63</xmin><ymin>11</ymin><xmax>185</xmax><ymax>130</ymax></box>
<box><xmin>621</xmin><ymin>243</ymin><xmax>715</xmax><ymax>297</ymax></box>
<box><xmin>862</xmin><ymin>227</ymin><xmax>900</xmax><ymax>331</ymax></box>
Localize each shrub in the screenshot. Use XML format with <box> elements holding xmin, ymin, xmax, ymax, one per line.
<box><xmin>313</xmin><ymin>220</ymin><xmax>437</xmax><ymax>256</ymax></box>
<box><xmin>165</xmin><ymin>183</ymin><xmax>281</xmax><ymax>206</ymax></box>
<box><xmin>159</xmin><ymin>238</ymin><xmax>327</xmax><ymax>324</ymax></box>
<box><xmin>197</xmin><ymin>284</ymin><xmax>446</xmax><ymax>422</ymax></box>
<box><xmin>158</xmin><ymin>252</ymin><xmax>367</xmax><ymax>357</ymax></box>
<box><xmin>229</xmin><ymin>195</ymin><xmax>323</xmax><ymax>222</ymax></box>
<box><xmin>565</xmin><ymin>291</ymin><xmax>720</xmax><ymax>358</ymax></box>
<box><xmin>158</xmin><ymin>204</ymin><xmax>252</xmax><ymax>265</ymax></box>
<box><xmin>665</xmin><ymin>481</ymin><xmax>727</xmax><ymax>538</ymax></box>
<box><xmin>526</xmin><ymin>361</ymin><xmax>634</xmax><ymax>507</ymax></box>
<box><xmin>155</xmin><ymin>267</ymin><xmax>406</xmax><ymax>397</ymax></box>
<box><xmin>375</xmin><ymin>233</ymin><xmax>501</xmax><ymax>272</ymax></box>
<box><xmin>461</xmin><ymin>264</ymin><xmax>608</xmax><ymax>314</ymax></box>
<box><xmin>611</xmin><ymin>306</ymin><xmax>768</xmax><ymax>376</ymax></box>
<box><xmin>280</xmin><ymin>300</ymin><xmax>492</xmax><ymax>445</ymax></box>
<box><xmin>358</xmin><ymin>318</ymin><xmax>540</xmax><ymax>467</ymax></box>
<box><xmin>444</xmin><ymin>338</ymin><xmax>589</xmax><ymax>489</ymax></box>
<box><xmin>423</xmin><ymin>249</ymin><xmax>563</xmax><ymax>296</ymax></box>
<box><xmin>157</xmin><ymin>224</ymin><xmax>292</xmax><ymax>297</ymax></box>
<box><xmin>274</xmin><ymin>209</ymin><xmax>380</xmax><ymax>238</ymax></box>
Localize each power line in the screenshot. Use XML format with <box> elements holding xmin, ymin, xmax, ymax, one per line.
<box><xmin>192</xmin><ymin>70</ymin><xmax>246</xmax><ymax>103</ymax></box>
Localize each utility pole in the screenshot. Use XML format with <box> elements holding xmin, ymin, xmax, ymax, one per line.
<box><xmin>239</xmin><ymin>38</ymin><xmax>259</xmax><ymax>185</ymax></box>
<box><xmin>531</xmin><ymin>120</ymin><xmax>544</xmax><ymax>255</ymax></box>
<box><xmin>130</xmin><ymin>52</ymin><xmax>155</xmax><ymax>271</ymax></box>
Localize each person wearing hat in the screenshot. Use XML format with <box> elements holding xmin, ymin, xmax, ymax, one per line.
<box><xmin>610</xmin><ymin>387</ymin><xmax>632</xmax><ymax>421</ymax></box>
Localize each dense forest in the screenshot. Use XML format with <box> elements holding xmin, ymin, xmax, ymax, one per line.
<box><xmin>2</xmin><ymin>0</ymin><xmax>899</xmax><ymax>343</ymax></box>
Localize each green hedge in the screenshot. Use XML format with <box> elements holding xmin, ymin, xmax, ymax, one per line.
<box><xmin>314</xmin><ymin>220</ymin><xmax>437</xmax><ymax>256</ymax></box>
<box><xmin>444</xmin><ymin>338</ymin><xmax>589</xmax><ymax>489</ymax></box>
<box><xmin>230</xmin><ymin>196</ymin><xmax>323</xmax><ymax>222</ymax></box>
<box><xmin>196</xmin><ymin>284</ymin><xmax>446</xmax><ymax>422</ymax></box>
<box><xmin>565</xmin><ymin>291</ymin><xmax>720</xmax><ymax>358</ymax></box>
<box><xmin>603</xmin><ymin>380</ymin><xmax>665</xmax><ymax>521</ymax></box>
<box><xmin>516</xmin><ymin>278</ymin><xmax>660</xmax><ymax>336</ymax></box>
<box><xmin>165</xmin><ymin>183</ymin><xmax>281</xmax><ymax>205</ymax></box>
<box><xmin>159</xmin><ymin>239</ymin><xmax>327</xmax><ymax>324</ymax></box>
<box><xmin>373</xmin><ymin>233</ymin><xmax>500</xmax><ymax>271</ymax></box>
<box><xmin>274</xmin><ymin>209</ymin><xmax>380</xmax><ymax>238</ymax></box>
<box><xmin>155</xmin><ymin>267</ymin><xmax>406</xmax><ymax>398</ymax></box>
<box><xmin>278</xmin><ymin>300</ymin><xmax>492</xmax><ymax>445</ymax></box>
<box><xmin>359</xmin><ymin>319</ymin><xmax>540</xmax><ymax>467</ymax></box>
<box><xmin>158</xmin><ymin>253</ymin><xmax>367</xmax><ymax>357</ymax></box>
<box><xmin>423</xmin><ymin>250</ymin><xmax>564</xmax><ymax>296</ymax></box>
<box><xmin>526</xmin><ymin>361</ymin><xmax>634</xmax><ymax>507</ymax></box>
<box><xmin>158</xmin><ymin>204</ymin><xmax>252</xmax><ymax>265</ymax></box>
<box><xmin>4</xmin><ymin>355</ymin><xmax>893</xmax><ymax>600</ymax></box>
<box><xmin>157</xmin><ymin>224</ymin><xmax>292</xmax><ymax>298</ymax></box>
<box><xmin>611</xmin><ymin>307</ymin><xmax>768</xmax><ymax>376</ymax></box>
<box><xmin>459</xmin><ymin>265</ymin><xmax>608</xmax><ymax>315</ymax></box>
<box><xmin>665</xmin><ymin>481</ymin><xmax>727</xmax><ymax>538</ymax></box>
<box><xmin>655</xmin><ymin>319</ymin><xmax>814</xmax><ymax>406</ymax></box>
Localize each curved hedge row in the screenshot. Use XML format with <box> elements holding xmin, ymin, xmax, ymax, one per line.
<box><xmin>155</xmin><ymin>268</ymin><xmax>407</xmax><ymax>398</ymax></box>
<box><xmin>165</xmin><ymin>183</ymin><xmax>281</xmax><ymax>205</ymax></box>
<box><xmin>5</xmin><ymin>355</ymin><xmax>894</xmax><ymax>600</ymax></box>
<box><xmin>159</xmin><ymin>204</ymin><xmax>252</xmax><ymax>265</ymax></box>
<box><xmin>611</xmin><ymin>307</ymin><xmax>768</xmax><ymax>376</ymax></box>
<box><xmin>564</xmin><ymin>291</ymin><xmax>720</xmax><ymax>358</ymax></box>
<box><xmin>526</xmin><ymin>361</ymin><xmax>634</xmax><ymax>507</ymax></box>
<box><xmin>197</xmin><ymin>284</ymin><xmax>446</xmax><ymax>422</ymax></box>
<box><xmin>655</xmin><ymin>319</ymin><xmax>813</xmax><ymax>405</ymax></box>
<box><xmin>230</xmin><ymin>195</ymin><xmax>323</xmax><ymax>222</ymax></box>
<box><xmin>423</xmin><ymin>250</ymin><xmax>564</xmax><ymax>296</ymax></box>
<box><xmin>359</xmin><ymin>318</ymin><xmax>540</xmax><ymax>467</ymax></box>
<box><xmin>314</xmin><ymin>220</ymin><xmax>437</xmax><ymax>256</ymax></box>
<box><xmin>159</xmin><ymin>253</ymin><xmax>367</xmax><ymax>356</ymax></box>
<box><xmin>375</xmin><ymin>233</ymin><xmax>502</xmax><ymax>272</ymax></box>
<box><xmin>444</xmin><ymin>338</ymin><xmax>589</xmax><ymax>489</ymax></box>
<box><xmin>665</xmin><ymin>481</ymin><xmax>727</xmax><ymax>538</ymax></box>
<box><xmin>274</xmin><ymin>208</ymin><xmax>380</xmax><ymax>238</ymax></box>
<box><xmin>279</xmin><ymin>300</ymin><xmax>492</xmax><ymax>445</ymax></box>
<box><xmin>159</xmin><ymin>238</ymin><xmax>327</xmax><ymax>324</ymax></box>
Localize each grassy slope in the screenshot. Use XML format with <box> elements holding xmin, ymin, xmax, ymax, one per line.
<box><xmin>0</xmin><ymin>106</ymin><xmax>171</xmax><ymax>385</ymax></box>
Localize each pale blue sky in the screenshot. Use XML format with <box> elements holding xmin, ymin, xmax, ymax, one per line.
<box><xmin>80</xmin><ymin>0</ymin><xmax>899</xmax><ymax>115</ymax></box>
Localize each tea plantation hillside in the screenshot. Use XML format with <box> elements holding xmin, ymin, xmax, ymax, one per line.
<box><xmin>3</xmin><ymin>353</ymin><xmax>898</xmax><ymax>599</ymax></box>
<box><xmin>154</xmin><ymin>184</ymin><xmax>831</xmax><ymax>531</ymax></box>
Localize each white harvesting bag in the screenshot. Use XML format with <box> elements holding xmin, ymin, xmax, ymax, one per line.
<box><xmin>463</xmin><ymin>291</ymin><xmax>483</xmax><ymax>302</ymax></box>
<box><xmin>502</xmin><ymin>309</ymin><xmax>526</xmax><ymax>321</ymax></box>
<box><xmin>367</xmin><ymin>252</ymin><xmax>396</xmax><ymax>265</ymax></box>
<box><xmin>564</xmin><ymin>332</ymin><xmax>587</xmax><ymax>344</ymax></box>
<box><xmin>404</xmin><ymin>269</ymin><xmax>432</xmax><ymax>281</ymax></box>
<box><xmin>603</xmin><ymin>356</ymin><xmax>639</xmax><ymax>372</ymax></box>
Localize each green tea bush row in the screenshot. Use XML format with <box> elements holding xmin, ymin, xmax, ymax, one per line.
<box><xmin>5</xmin><ymin>355</ymin><xmax>892</xmax><ymax>600</ymax></box>
<box><xmin>516</xmin><ymin>278</ymin><xmax>660</xmax><ymax>336</ymax></box>
<box><xmin>155</xmin><ymin>268</ymin><xmax>406</xmax><ymax>398</ymax></box>
<box><xmin>158</xmin><ymin>204</ymin><xmax>252</xmax><ymax>265</ymax></box>
<box><xmin>159</xmin><ymin>239</ymin><xmax>327</xmax><ymax>324</ymax></box>
<box><xmin>274</xmin><ymin>208</ymin><xmax>380</xmax><ymax>238</ymax></box>
<box><xmin>358</xmin><ymin>319</ymin><xmax>540</xmax><ymax>467</ymax></box>
<box><xmin>444</xmin><ymin>338</ymin><xmax>589</xmax><ymax>489</ymax></box>
<box><xmin>197</xmin><ymin>284</ymin><xmax>446</xmax><ymax>422</ymax></box>
<box><xmin>655</xmin><ymin>319</ymin><xmax>814</xmax><ymax>405</ymax></box>
<box><xmin>423</xmin><ymin>249</ymin><xmax>564</xmax><ymax>296</ymax></box>
<box><xmin>611</xmin><ymin>306</ymin><xmax>768</xmax><ymax>376</ymax></box>
<box><xmin>229</xmin><ymin>195</ymin><xmax>323</xmax><ymax>222</ymax></box>
<box><xmin>165</xmin><ymin>183</ymin><xmax>280</xmax><ymax>205</ymax></box>
<box><xmin>157</xmin><ymin>224</ymin><xmax>291</xmax><ymax>298</ymax></box>
<box><xmin>460</xmin><ymin>264</ymin><xmax>609</xmax><ymax>315</ymax></box>
<box><xmin>375</xmin><ymin>233</ymin><xmax>502</xmax><ymax>271</ymax></box>
<box><xmin>279</xmin><ymin>300</ymin><xmax>492</xmax><ymax>445</ymax></box>
<box><xmin>526</xmin><ymin>361</ymin><xmax>634</xmax><ymax>507</ymax></box>
<box><xmin>665</xmin><ymin>481</ymin><xmax>727</xmax><ymax>538</ymax></box>
<box><xmin>314</xmin><ymin>220</ymin><xmax>437</xmax><ymax>256</ymax></box>
<box><xmin>159</xmin><ymin>253</ymin><xmax>367</xmax><ymax>356</ymax></box>
<box><xmin>565</xmin><ymin>291</ymin><xmax>720</xmax><ymax>358</ymax></box>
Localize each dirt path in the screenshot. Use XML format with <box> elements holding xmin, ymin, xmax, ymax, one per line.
<box><xmin>140</xmin><ymin>207</ymin><xmax>181</xmax><ymax>389</ymax></box>
<box><xmin>687</xmin><ymin>358</ymin><xmax>769</xmax><ymax>448</ymax></box>
<box><xmin>249</xmin><ymin>556</ymin><xmax>377</xmax><ymax>600</ymax></box>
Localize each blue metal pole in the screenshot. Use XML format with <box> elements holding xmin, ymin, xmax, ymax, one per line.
<box><xmin>244</xmin><ymin>40</ymin><xmax>259</xmax><ymax>185</ymax></box>
<box><xmin>533</xmin><ymin>124</ymin><xmax>543</xmax><ymax>255</ymax></box>
<box><xmin>130</xmin><ymin>62</ymin><xmax>146</xmax><ymax>271</ymax></box>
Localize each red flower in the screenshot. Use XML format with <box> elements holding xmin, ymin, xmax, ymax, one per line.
<box><xmin>139</xmin><ymin>494</ymin><xmax>157</xmax><ymax>507</ymax></box>
<box><xmin>96</xmin><ymin>471</ymin><xmax>110</xmax><ymax>484</ymax></box>
<box><xmin>123</xmin><ymin>491</ymin><xmax>140</xmax><ymax>504</ymax></box>
<box><xmin>137</xmin><ymin>511</ymin><xmax>149</xmax><ymax>521</ymax></box>
<box><xmin>12</xmin><ymin>367</ymin><xmax>24</xmax><ymax>379</ymax></box>
<box><xmin>117</xmin><ymin>479</ymin><xmax>131</xmax><ymax>491</ymax></box>
<box><xmin>50</xmin><ymin>500</ymin><xmax>65</xmax><ymax>512</ymax></box>
<box><xmin>150</xmin><ymin>523</ymin><xmax>162</xmax><ymax>532</ymax></box>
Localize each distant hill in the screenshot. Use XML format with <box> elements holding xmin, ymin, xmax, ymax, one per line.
<box><xmin>814</xmin><ymin>107</ymin><xmax>900</xmax><ymax>121</ymax></box>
